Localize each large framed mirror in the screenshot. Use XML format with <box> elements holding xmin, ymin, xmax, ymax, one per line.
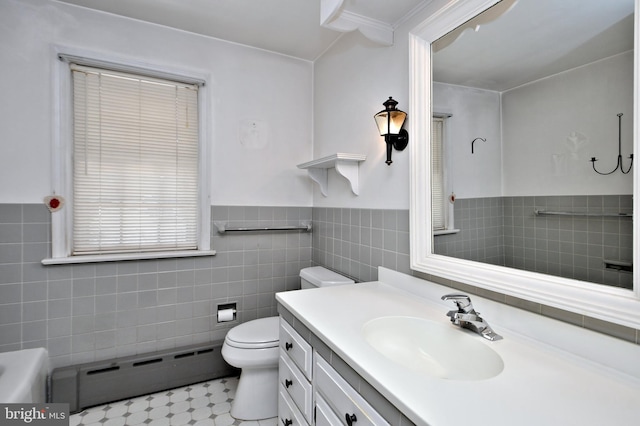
<box><xmin>409</xmin><ymin>0</ymin><xmax>640</xmax><ymax>329</ymax></box>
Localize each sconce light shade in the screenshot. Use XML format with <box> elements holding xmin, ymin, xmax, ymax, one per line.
<box><xmin>374</xmin><ymin>97</ymin><xmax>407</xmax><ymax>135</ymax></box>
<box><xmin>374</xmin><ymin>97</ymin><xmax>409</xmax><ymax>165</ymax></box>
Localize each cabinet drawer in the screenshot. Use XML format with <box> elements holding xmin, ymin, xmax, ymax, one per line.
<box><xmin>315</xmin><ymin>355</ymin><xmax>389</xmax><ymax>426</ymax></box>
<box><xmin>315</xmin><ymin>393</ymin><xmax>343</xmax><ymax>426</ymax></box>
<box><xmin>278</xmin><ymin>384</ymin><xmax>309</xmax><ymax>426</ymax></box>
<box><xmin>279</xmin><ymin>318</ymin><xmax>313</xmax><ymax>379</ymax></box>
<box><xmin>279</xmin><ymin>351</ymin><xmax>313</xmax><ymax>423</ymax></box>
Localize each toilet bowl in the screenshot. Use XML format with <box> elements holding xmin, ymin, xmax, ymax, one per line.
<box><xmin>221</xmin><ymin>266</ymin><xmax>354</xmax><ymax>420</ymax></box>
<box><xmin>221</xmin><ymin>316</ymin><xmax>280</xmax><ymax>420</ymax></box>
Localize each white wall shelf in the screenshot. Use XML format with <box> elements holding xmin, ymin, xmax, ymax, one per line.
<box><xmin>297</xmin><ymin>153</ymin><xmax>366</xmax><ymax>196</ymax></box>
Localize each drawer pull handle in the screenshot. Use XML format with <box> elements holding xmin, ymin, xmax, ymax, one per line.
<box><xmin>345</xmin><ymin>413</ymin><xmax>357</xmax><ymax>426</ymax></box>
<box><xmin>285</xmin><ymin>342</ymin><xmax>293</xmax><ymax>351</ymax></box>
<box><xmin>285</xmin><ymin>379</ymin><xmax>293</xmax><ymax>388</ymax></box>
<box><xmin>281</xmin><ymin>418</ymin><xmax>292</xmax><ymax>426</ymax></box>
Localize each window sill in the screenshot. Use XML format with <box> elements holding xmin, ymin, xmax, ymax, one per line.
<box><xmin>433</xmin><ymin>229</ymin><xmax>460</xmax><ymax>236</ymax></box>
<box><xmin>42</xmin><ymin>250</ymin><xmax>216</xmax><ymax>265</ymax></box>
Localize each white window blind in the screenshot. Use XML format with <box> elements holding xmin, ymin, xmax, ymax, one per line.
<box><xmin>71</xmin><ymin>64</ymin><xmax>200</xmax><ymax>255</ymax></box>
<box><xmin>431</xmin><ymin>117</ymin><xmax>446</xmax><ymax>231</ymax></box>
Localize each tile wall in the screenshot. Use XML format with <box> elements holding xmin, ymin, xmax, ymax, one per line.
<box><xmin>313</xmin><ymin>206</ymin><xmax>639</xmax><ymax>344</ymax></box>
<box><xmin>310</xmin><ymin>207</ymin><xmax>411</xmax><ymax>283</ymax></box>
<box><xmin>1</xmin><ymin>202</ymin><xmax>637</xmax><ymax>370</ymax></box>
<box><xmin>0</xmin><ymin>204</ymin><xmax>311</xmax><ymax>368</ymax></box>
<box><xmin>433</xmin><ymin>197</ymin><xmax>504</xmax><ymax>266</ymax></box>
<box><xmin>434</xmin><ymin>195</ymin><xmax>633</xmax><ymax>289</ymax></box>
<box><xmin>504</xmin><ymin>195</ymin><xmax>633</xmax><ymax>288</ymax></box>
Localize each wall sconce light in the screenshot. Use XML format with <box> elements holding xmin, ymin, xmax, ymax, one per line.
<box><xmin>374</xmin><ymin>97</ymin><xmax>409</xmax><ymax>165</ymax></box>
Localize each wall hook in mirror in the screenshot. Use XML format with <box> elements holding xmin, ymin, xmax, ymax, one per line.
<box><xmin>590</xmin><ymin>113</ymin><xmax>633</xmax><ymax>175</ymax></box>
<box><xmin>471</xmin><ymin>137</ymin><xmax>486</xmax><ymax>154</ymax></box>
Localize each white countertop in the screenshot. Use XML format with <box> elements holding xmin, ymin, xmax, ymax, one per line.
<box><xmin>276</xmin><ymin>268</ymin><xmax>640</xmax><ymax>426</ymax></box>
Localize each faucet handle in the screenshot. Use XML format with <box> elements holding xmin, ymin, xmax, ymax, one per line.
<box><xmin>441</xmin><ymin>293</ymin><xmax>473</xmax><ymax>312</ymax></box>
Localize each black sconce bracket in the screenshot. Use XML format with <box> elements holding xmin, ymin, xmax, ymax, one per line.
<box><xmin>392</xmin><ymin>128</ymin><xmax>409</xmax><ymax>151</ymax></box>
<box><xmin>384</xmin><ymin>128</ymin><xmax>409</xmax><ymax>165</ymax></box>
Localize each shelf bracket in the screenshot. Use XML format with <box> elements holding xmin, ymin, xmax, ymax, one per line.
<box><xmin>298</xmin><ymin>153</ymin><xmax>366</xmax><ymax>196</ymax></box>
<box><xmin>306</xmin><ymin>167</ymin><xmax>329</xmax><ymax>197</ymax></box>
<box><xmin>335</xmin><ymin>159</ymin><xmax>360</xmax><ymax>195</ymax></box>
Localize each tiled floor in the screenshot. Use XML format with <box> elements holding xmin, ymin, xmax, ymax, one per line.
<box><xmin>69</xmin><ymin>377</ymin><xmax>277</xmax><ymax>426</ymax></box>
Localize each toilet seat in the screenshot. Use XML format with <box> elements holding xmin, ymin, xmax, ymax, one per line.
<box><xmin>224</xmin><ymin>317</ymin><xmax>280</xmax><ymax>349</ymax></box>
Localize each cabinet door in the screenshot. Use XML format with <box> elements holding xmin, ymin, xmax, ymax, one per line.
<box><xmin>279</xmin><ymin>351</ymin><xmax>313</xmax><ymax>423</ymax></box>
<box><xmin>315</xmin><ymin>393</ymin><xmax>343</xmax><ymax>426</ymax></box>
<box><xmin>315</xmin><ymin>355</ymin><xmax>390</xmax><ymax>426</ymax></box>
<box><xmin>280</xmin><ymin>319</ymin><xmax>313</xmax><ymax>379</ymax></box>
<box><xmin>278</xmin><ymin>384</ymin><xmax>309</xmax><ymax>426</ymax></box>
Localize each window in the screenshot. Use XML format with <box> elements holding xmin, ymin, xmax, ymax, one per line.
<box><xmin>46</xmin><ymin>52</ymin><xmax>212</xmax><ymax>264</ymax></box>
<box><xmin>431</xmin><ymin>115</ymin><xmax>457</xmax><ymax>235</ymax></box>
<box><xmin>431</xmin><ymin>117</ymin><xmax>446</xmax><ymax>231</ymax></box>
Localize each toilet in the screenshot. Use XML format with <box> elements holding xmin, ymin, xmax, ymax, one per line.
<box><xmin>221</xmin><ymin>266</ymin><xmax>354</xmax><ymax>420</ymax></box>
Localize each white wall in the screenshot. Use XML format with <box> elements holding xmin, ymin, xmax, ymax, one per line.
<box><xmin>502</xmin><ymin>52</ymin><xmax>634</xmax><ymax>196</ymax></box>
<box><xmin>5</xmin><ymin>0</ymin><xmax>630</xmax><ymax>208</ymax></box>
<box><xmin>432</xmin><ymin>83</ymin><xmax>502</xmax><ymax>199</ymax></box>
<box><xmin>312</xmin><ymin>25</ymin><xmax>418</xmax><ymax>209</ymax></box>
<box><xmin>313</xmin><ymin>3</ymin><xmax>633</xmax><ymax>207</ymax></box>
<box><xmin>0</xmin><ymin>0</ymin><xmax>313</xmax><ymax>206</ymax></box>
<box><xmin>312</xmin><ymin>0</ymin><xmax>502</xmax><ymax>208</ymax></box>
<box><xmin>430</xmin><ymin>53</ymin><xmax>633</xmax><ymax>200</ymax></box>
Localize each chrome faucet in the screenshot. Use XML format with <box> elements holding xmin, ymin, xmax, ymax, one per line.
<box><xmin>441</xmin><ymin>294</ymin><xmax>502</xmax><ymax>341</ymax></box>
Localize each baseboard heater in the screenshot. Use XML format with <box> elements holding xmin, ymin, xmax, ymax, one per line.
<box><xmin>49</xmin><ymin>341</ymin><xmax>237</xmax><ymax>413</ymax></box>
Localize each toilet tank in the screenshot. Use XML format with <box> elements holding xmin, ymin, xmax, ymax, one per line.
<box><xmin>299</xmin><ymin>266</ymin><xmax>354</xmax><ymax>289</ymax></box>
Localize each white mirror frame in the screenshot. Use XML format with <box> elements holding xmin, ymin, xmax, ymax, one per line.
<box><xmin>408</xmin><ymin>0</ymin><xmax>640</xmax><ymax>329</ymax></box>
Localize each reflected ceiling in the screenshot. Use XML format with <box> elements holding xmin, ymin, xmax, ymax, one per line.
<box><xmin>433</xmin><ymin>0</ymin><xmax>634</xmax><ymax>91</ymax></box>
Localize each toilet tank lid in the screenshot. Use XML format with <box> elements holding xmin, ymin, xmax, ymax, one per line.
<box><xmin>226</xmin><ymin>317</ymin><xmax>280</xmax><ymax>348</ymax></box>
<box><xmin>299</xmin><ymin>266</ymin><xmax>354</xmax><ymax>287</ymax></box>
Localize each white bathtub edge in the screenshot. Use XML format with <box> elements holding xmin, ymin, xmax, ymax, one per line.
<box><xmin>0</xmin><ymin>348</ymin><xmax>50</xmax><ymax>403</ymax></box>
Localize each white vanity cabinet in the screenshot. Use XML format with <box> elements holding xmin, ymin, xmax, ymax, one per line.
<box><xmin>279</xmin><ymin>384</ymin><xmax>309</xmax><ymax>426</ymax></box>
<box><xmin>279</xmin><ymin>319</ymin><xmax>313</xmax><ymax>425</ymax></box>
<box><xmin>279</xmin><ymin>319</ymin><xmax>313</xmax><ymax>378</ymax></box>
<box><xmin>277</xmin><ymin>268</ymin><xmax>640</xmax><ymax>426</ymax></box>
<box><xmin>314</xmin><ymin>393</ymin><xmax>343</xmax><ymax>426</ymax></box>
<box><xmin>278</xmin><ymin>318</ymin><xmax>391</xmax><ymax>426</ymax></box>
<box><xmin>314</xmin><ymin>355</ymin><xmax>389</xmax><ymax>426</ymax></box>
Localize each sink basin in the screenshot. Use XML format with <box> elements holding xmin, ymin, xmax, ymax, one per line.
<box><xmin>362</xmin><ymin>316</ymin><xmax>504</xmax><ymax>380</ymax></box>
